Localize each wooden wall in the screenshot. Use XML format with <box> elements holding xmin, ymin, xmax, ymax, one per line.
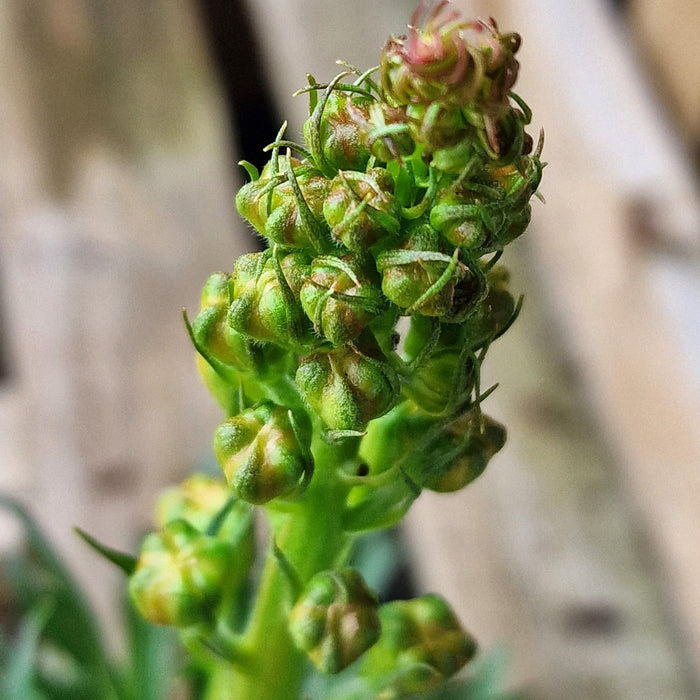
<box><xmin>1</xmin><ymin>1</ymin><xmax>698</xmax><ymax>696</ymax></box>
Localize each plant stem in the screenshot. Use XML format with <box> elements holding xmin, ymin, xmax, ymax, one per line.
<box><xmin>206</xmin><ymin>433</ymin><xmax>358</xmax><ymax>699</ymax></box>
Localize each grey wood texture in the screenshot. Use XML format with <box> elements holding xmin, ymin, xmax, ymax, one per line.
<box><xmin>1</xmin><ymin>1</ymin><xmax>698</xmax><ymax>697</ymax></box>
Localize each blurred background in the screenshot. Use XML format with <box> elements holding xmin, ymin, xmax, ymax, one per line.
<box><xmin>0</xmin><ymin>0</ymin><xmax>698</xmax><ymax>697</ymax></box>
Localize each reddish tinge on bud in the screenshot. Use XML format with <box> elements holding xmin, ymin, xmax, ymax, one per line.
<box><xmin>381</xmin><ymin>1</ymin><xmax>480</xmax><ymax>107</ymax></box>
<box><xmin>380</xmin><ymin>2</ymin><xmax>520</xmax><ymax>113</ymax></box>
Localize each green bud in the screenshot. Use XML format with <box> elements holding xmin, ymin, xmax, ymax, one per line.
<box><xmin>404</xmin><ymin>347</ymin><xmax>466</xmax><ymax>414</ymax></box>
<box><xmin>213</xmin><ymin>402</ymin><xmax>313</xmax><ymax>504</ymax></box>
<box><xmin>304</xmin><ymin>91</ymin><xmax>373</xmax><ymax>173</ymax></box>
<box><xmin>200</xmin><ymin>270</ymin><xmax>229</xmax><ymax>308</ymax></box>
<box><xmin>300</xmin><ymin>254</ymin><xmax>382</xmax><ymax>346</ymax></box>
<box><xmin>190</xmin><ymin>272</ymin><xmax>261</xmax><ymax>410</ymax></box>
<box><xmin>156</xmin><ymin>473</ymin><xmax>230</xmax><ymax>531</ymax></box>
<box><xmin>430</xmin><ymin>186</ymin><xmax>492</xmax><ymax>251</ymax></box>
<box><xmin>377</xmin><ymin>223</ymin><xmax>475</xmax><ymax>317</ymax></box>
<box><xmin>228</xmin><ymin>251</ymin><xmax>313</xmax><ymax>348</ymax></box>
<box><xmin>235</xmin><ymin>156</ymin><xmax>294</xmax><ymax>234</ymax></box>
<box><xmin>263</xmin><ymin>170</ymin><xmax>331</xmax><ymax>250</ymax></box>
<box><xmin>296</xmin><ymin>347</ymin><xmax>399</xmax><ymax>431</ymax></box>
<box><xmin>289</xmin><ymin>568</ymin><xmax>380</xmax><ymax>674</ymax></box>
<box><xmin>461</xmin><ymin>268</ymin><xmax>516</xmax><ymax>349</ymax></box>
<box><xmin>128</xmin><ymin>520</ymin><xmax>234</xmax><ymax>628</ymax></box>
<box><xmin>361</xmin><ymin>594</ymin><xmax>477</xmax><ymax>694</ymax></box>
<box><xmin>361</xmin><ymin>401</ymin><xmax>505</xmax><ymax>492</ymax></box>
<box><xmin>406</xmin><ymin>102</ymin><xmax>469</xmax><ymax>154</ymax></box>
<box><xmin>420</xmin><ymin>411</ymin><xmax>506</xmax><ymax>492</ymax></box>
<box><xmin>193</xmin><ymin>300</ymin><xmax>256</xmax><ymax>375</ymax></box>
<box><xmin>156</xmin><ymin>474</ymin><xmax>255</xmax><ymax>554</ymax></box>
<box><xmin>363</xmin><ymin>102</ymin><xmax>415</xmax><ymax>163</ymax></box>
<box><xmin>323</xmin><ymin>168</ymin><xmax>400</xmax><ymax>251</ymax></box>
<box><xmin>236</xmin><ymin>155</ymin><xmax>331</xmax><ymax>251</ymax></box>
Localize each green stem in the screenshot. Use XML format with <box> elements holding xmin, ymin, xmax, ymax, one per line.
<box><xmin>206</xmin><ymin>432</ymin><xmax>358</xmax><ymax>699</ymax></box>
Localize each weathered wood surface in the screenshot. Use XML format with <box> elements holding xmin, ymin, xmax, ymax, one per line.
<box><xmin>1</xmin><ymin>1</ymin><xmax>699</xmax><ymax>697</ymax></box>
<box><xmin>0</xmin><ymin>0</ymin><xmax>249</xmax><ymax>632</ymax></box>
<box><xmin>628</xmin><ymin>0</ymin><xmax>700</xmax><ymax>156</ymax></box>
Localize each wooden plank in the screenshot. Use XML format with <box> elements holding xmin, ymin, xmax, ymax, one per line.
<box><xmin>628</xmin><ymin>0</ymin><xmax>700</xmax><ymax>149</ymax></box>
<box><xmin>468</xmin><ymin>0</ymin><xmax>700</xmax><ymax>672</ymax></box>
<box><xmin>0</xmin><ymin>0</ymin><xmax>247</xmax><ymax>635</ymax></box>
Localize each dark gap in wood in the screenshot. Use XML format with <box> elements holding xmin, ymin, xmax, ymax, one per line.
<box><xmin>0</xmin><ymin>266</ymin><xmax>13</xmax><ymax>384</ymax></box>
<box><xmin>196</xmin><ymin>0</ymin><xmax>282</xmax><ymax>172</ymax></box>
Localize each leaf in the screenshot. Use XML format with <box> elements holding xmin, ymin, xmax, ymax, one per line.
<box><xmin>0</xmin><ymin>598</ymin><xmax>54</xmax><ymax>700</ymax></box>
<box><xmin>73</xmin><ymin>527</ymin><xmax>137</xmax><ymax>575</ymax></box>
<box><xmin>0</xmin><ymin>495</ymin><xmax>119</xmax><ymax>697</ymax></box>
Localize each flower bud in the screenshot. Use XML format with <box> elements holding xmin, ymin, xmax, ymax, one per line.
<box><xmin>405</xmin><ymin>102</ymin><xmax>469</xmax><ymax>153</ymax></box>
<box><xmin>128</xmin><ymin>520</ymin><xmax>234</xmax><ymax>628</ymax></box>
<box><xmin>303</xmin><ymin>91</ymin><xmax>373</xmax><ymax>173</ymax></box>
<box><xmin>377</xmin><ymin>223</ymin><xmax>474</xmax><ymax>317</ymax></box>
<box><xmin>420</xmin><ymin>410</ymin><xmax>506</xmax><ymax>492</ymax></box>
<box><xmin>156</xmin><ymin>474</ymin><xmax>255</xmax><ymax>551</ymax></box>
<box><xmin>228</xmin><ymin>251</ymin><xmax>313</xmax><ymax>348</ymax></box>
<box><xmin>236</xmin><ymin>156</ymin><xmax>331</xmax><ymax>251</ymax></box>
<box><xmin>363</xmin><ymin>102</ymin><xmax>415</xmax><ymax>163</ymax></box>
<box><xmin>296</xmin><ymin>347</ymin><xmax>399</xmax><ymax>431</ymax></box>
<box><xmin>461</xmin><ymin>269</ymin><xmax>516</xmax><ymax>349</ymax></box>
<box><xmin>323</xmin><ymin>168</ymin><xmax>400</xmax><ymax>252</ymax></box>
<box><xmin>192</xmin><ymin>294</ymin><xmax>256</xmax><ymax>375</ymax></box>
<box><xmin>404</xmin><ymin>346</ymin><xmax>466</xmax><ymax>414</ymax></box>
<box><xmin>289</xmin><ymin>568</ymin><xmax>380</xmax><ymax>674</ymax></box>
<box><xmin>213</xmin><ymin>402</ymin><xmax>313</xmax><ymax>504</ymax></box>
<box><xmin>190</xmin><ymin>272</ymin><xmax>262</xmax><ymax>410</ymax></box>
<box><xmin>300</xmin><ymin>255</ymin><xmax>382</xmax><ymax>346</ymax></box>
<box><xmin>362</xmin><ymin>594</ymin><xmax>477</xmax><ymax>694</ymax></box>
<box><xmin>430</xmin><ymin>186</ymin><xmax>492</xmax><ymax>251</ymax></box>
<box><xmin>235</xmin><ymin>155</ymin><xmax>294</xmax><ymax>234</ymax></box>
<box><xmin>263</xmin><ymin>170</ymin><xmax>331</xmax><ymax>250</ymax></box>
<box><xmin>380</xmin><ymin>2</ymin><xmax>483</xmax><ymax>107</ymax></box>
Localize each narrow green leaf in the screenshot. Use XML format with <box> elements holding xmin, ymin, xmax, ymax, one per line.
<box><xmin>73</xmin><ymin>527</ymin><xmax>137</xmax><ymax>576</ymax></box>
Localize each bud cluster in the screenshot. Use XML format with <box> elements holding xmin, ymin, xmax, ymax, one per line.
<box><xmin>193</xmin><ymin>0</ymin><xmax>541</xmax><ymax>503</ymax></box>
<box><xmin>124</xmin><ymin>2</ymin><xmax>543</xmax><ymax>694</ymax></box>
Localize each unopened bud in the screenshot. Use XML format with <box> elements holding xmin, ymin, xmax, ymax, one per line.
<box><xmin>296</xmin><ymin>347</ymin><xmax>399</xmax><ymax>431</ymax></box>
<box><xmin>228</xmin><ymin>251</ymin><xmax>313</xmax><ymax>348</ymax></box>
<box><xmin>128</xmin><ymin>520</ymin><xmax>234</xmax><ymax>628</ymax></box>
<box><xmin>377</xmin><ymin>223</ymin><xmax>474</xmax><ymax>317</ymax></box>
<box><xmin>156</xmin><ymin>474</ymin><xmax>255</xmax><ymax>558</ymax></box>
<box><xmin>461</xmin><ymin>268</ymin><xmax>516</xmax><ymax>349</ymax></box>
<box><xmin>289</xmin><ymin>568</ymin><xmax>380</xmax><ymax>674</ymax></box>
<box><xmin>213</xmin><ymin>402</ymin><xmax>313</xmax><ymax>504</ymax></box>
<box><xmin>363</xmin><ymin>102</ymin><xmax>415</xmax><ymax>163</ymax></box>
<box><xmin>236</xmin><ymin>155</ymin><xmax>331</xmax><ymax>251</ymax></box>
<box><xmin>362</xmin><ymin>594</ymin><xmax>477</xmax><ymax>694</ymax></box>
<box><xmin>323</xmin><ymin>168</ymin><xmax>400</xmax><ymax>251</ymax></box>
<box><xmin>421</xmin><ymin>411</ymin><xmax>506</xmax><ymax>492</ymax></box>
<box><xmin>300</xmin><ymin>255</ymin><xmax>382</xmax><ymax>346</ymax></box>
<box><xmin>304</xmin><ymin>91</ymin><xmax>373</xmax><ymax>173</ymax></box>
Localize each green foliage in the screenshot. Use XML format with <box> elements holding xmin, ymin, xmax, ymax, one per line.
<box><xmin>0</xmin><ymin>496</ymin><xmax>181</xmax><ymax>700</ymax></box>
